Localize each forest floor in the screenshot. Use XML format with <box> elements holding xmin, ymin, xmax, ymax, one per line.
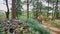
<box><xmin>0</xmin><ymin>18</ymin><xmax>60</xmax><ymax>34</ymax></box>
<box><xmin>42</xmin><ymin>20</ymin><xmax>60</xmax><ymax>34</ymax></box>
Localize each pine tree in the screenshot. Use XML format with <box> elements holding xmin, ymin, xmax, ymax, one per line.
<box><xmin>12</xmin><ymin>0</ymin><xmax>16</xmax><ymax>19</ymax></box>
<box><xmin>16</xmin><ymin>0</ymin><xmax>22</xmax><ymax>19</ymax></box>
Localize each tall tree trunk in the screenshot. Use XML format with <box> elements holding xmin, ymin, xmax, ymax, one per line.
<box><xmin>5</xmin><ymin>0</ymin><xmax>9</xmax><ymax>19</ymax></box>
<box><xmin>40</xmin><ymin>5</ymin><xmax>41</xmax><ymax>13</ymax></box>
<box><xmin>55</xmin><ymin>0</ymin><xmax>58</xmax><ymax>18</ymax></box>
<box><xmin>36</xmin><ymin>0</ymin><xmax>38</xmax><ymax>18</ymax></box>
<box><xmin>12</xmin><ymin>0</ymin><xmax>16</xmax><ymax>19</ymax></box>
<box><xmin>27</xmin><ymin>0</ymin><xmax>29</xmax><ymax>18</ymax></box>
<box><xmin>40</xmin><ymin>1</ymin><xmax>42</xmax><ymax>14</ymax></box>
<box><xmin>47</xmin><ymin>0</ymin><xmax>49</xmax><ymax>17</ymax></box>
<box><xmin>52</xmin><ymin>1</ymin><xmax>54</xmax><ymax>17</ymax></box>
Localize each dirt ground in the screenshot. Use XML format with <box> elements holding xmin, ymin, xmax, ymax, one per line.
<box><xmin>42</xmin><ymin>20</ymin><xmax>60</xmax><ymax>34</ymax></box>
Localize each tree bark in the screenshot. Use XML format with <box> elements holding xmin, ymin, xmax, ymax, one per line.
<box><xmin>36</xmin><ymin>0</ymin><xmax>38</xmax><ymax>18</ymax></box>
<box><xmin>27</xmin><ymin>0</ymin><xmax>29</xmax><ymax>18</ymax></box>
<box><xmin>5</xmin><ymin>0</ymin><xmax>9</xmax><ymax>19</ymax></box>
<box><xmin>12</xmin><ymin>0</ymin><xmax>16</xmax><ymax>19</ymax></box>
<box><xmin>47</xmin><ymin>0</ymin><xmax>49</xmax><ymax>17</ymax></box>
<box><xmin>52</xmin><ymin>1</ymin><xmax>54</xmax><ymax>17</ymax></box>
<box><xmin>55</xmin><ymin>0</ymin><xmax>58</xmax><ymax>18</ymax></box>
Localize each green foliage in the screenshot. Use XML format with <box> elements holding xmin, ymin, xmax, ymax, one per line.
<box><xmin>56</xmin><ymin>12</ymin><xmax>59</xmax><ymax>18</ymax></box>
<box><xmin>32</xmin><ymin>0</ymin><xmax>43</xmax><ymax>17</ymax></box>
<box><xmin>51</xmin><ymin>22</ymin><xmax>60</xmax><ymax>28</ymax></box>
<box><xmin>0</xmin><ymin>12</ymin><xmax>11</xmax><ymax>18</ymax></box>
<box><xmin>0</xmin><ymin>14</ymin><xmax>6</xmax><ymax>18</ymax></box>
<box><xmin>16</xmin><ymin>0</ymin><xmax>22</xmax><ymax>19</ymax></box>
<box><xmin>22</xmin><ymin>18</ymin><xmax>50</xmax><ymax>34</ymax></box>
<box><xmin>42</xmin><ymin>13</ymin><xmax>47</xmax><ymax>19</ymax></box>
<box><xmin>44</xmin><ymin>6</ymin><xmax>53</xmax><ymax>10</ymax></box>
<box><xmin>46</xmin><ymin>0</ymin><xmax>56</xmax><ymax>3</ymax></box>
<box><xmin>0</xmin><ymin>22</ymin><xmax>5</xmax><ymax>34</ymax></box>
